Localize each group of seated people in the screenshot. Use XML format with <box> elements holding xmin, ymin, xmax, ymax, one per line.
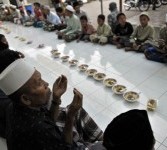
<box><xmin>0</xmin><ymin>1</ymin><xmax>167</xmax><ymax>63</ymax></box>
<box><xmin>0</xmin><ymin>34</ymin><xmax>156</xmax><ymax>150</ymax></box>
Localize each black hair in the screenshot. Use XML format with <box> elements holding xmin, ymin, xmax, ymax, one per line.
<box><xmin>103</xmin><ymin>110</ymin><xmax>155</xmax><ymax>150</ymax></box>
<box><xmin>109</xmin><ymin>2</ymin><xmax>117</xmax><ymax>11</ymax></box>
<box><xmin>0</xmin><ymin>49</ymin><xmax>25</xmax><ymax>103</ymax></box>
<box><xmin>0</xmin><ymin>34</ymin><xmax>9</xmax><ymax>51</ymax></box>
<box><xmin>26</xmin><ymin>10</ymin><xmax>32</xmax><ymax>14</ymax></box>
<box><xmin>73</xmin><ymin>1</ymin><xmax>80</xmax><ymax>8</ymax></box>
<box><xmin>98</xmin><ymin>14</ymin><xmax>105</xmax><ymax>21</ymax></box>
<box><xmin>33</xmin><ymin>2</ymin><xmax>41</xmax><ymax>7</ymax></box>
<box><xmin>0</xmin><ymin>49</ymin><xmax>21</xmax><ymax>74</ymax></box>
<box><xmin>117</xmin><ymin>13</ymin><xmax>126</xmax><ymax>20</ymax></box>
<box><xmin>80</xmin><ymin>15</ymin><xmax>88</xmax><ymax>21</ymax></box>
<box><xmin>56</xmin><ymin>7</ymin><xmax>63</xmax><ymax>13</ymax></box>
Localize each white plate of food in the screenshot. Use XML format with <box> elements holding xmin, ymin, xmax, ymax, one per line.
<box><xmin>78</xmin><ymin>64</ymin><xmax>89</xmax><ymax>71</ymax></box>
<box><xmin>19</xmin><ymin>37</ymin><xmax>26</xmax><ymax>41</ymax></box>
<box><xmin>147</xmin><ymin>99</ymin><xmax>158</xmax><ymax>111</ymax></box>
<box><xmin>93</xmin><ymin>73</ymin><xmax>106</xmax><ymax>81</ymax></box>
<box><xmin>112</xmin><ymin>85</ymin><xmax>127</xmax><ymax>95</ymax></box>
<box><xmin>38</xmin><ymin>44</ymin><xmax>45</xmax><ymax>48</ymax></box>
<box><xmin>61</xmin><ymin>56</ymin><xmax>70</xmax><ymax>62</ymax></box>
<box><xmin>51</xmin><ymin>49</ymin><xmax>58</xmax><ymax>54</ymax></box>
<box><xmin>86</xmin><ymin>69</ymin><xmax>97</xmax><ymax>77</ymax></box>
<box><xmin>69</xmin><ymin>59</ymin><xmax>78</xmax><ymax>66</ymax></box>
<box><xmin>123</xmin><ymin>91</ymin><xmax>140</xmax><ymax>102</ymax></box>
<box><xmin>103</xmin><ymin>78</ymin><xmax>117</xmax><ymax>87</ymax></box>
<box><xmin>52</xmin><ymin>52</ymin><xmax>61</xmax><ymax>58</ymax></box>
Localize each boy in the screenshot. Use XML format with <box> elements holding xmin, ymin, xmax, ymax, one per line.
<box><xmin>90</xmin><ymin>14</ymin><xmax>111</xmax><ymax>45</ymax></box>
<box><xmin>111</xmin><ymin>13</ymin><xmax>133</xmax><ymax>49</ymax></box>
<box><xmin>77</xmin><ymin>15</ymin><xmax>96</xmax><ymax>42</ymax></box>
<box><xmin>125</xmin><ymin>12</ymin><xmax>154</xmax><ymax>52</ymax></box>
<box><xmin>144</xmin><ymin>15</ymin><xmax>167</xmax><ymax>63</ymax></box>
<box><xmin>57</xmin><ymin>5</ymin><xmax>81</xmax><ymax>42</ymax></box>
<box><xmin>33</xmin><ymin>2</ymin><xmax>44</xmax><ymax>28</ymax></box>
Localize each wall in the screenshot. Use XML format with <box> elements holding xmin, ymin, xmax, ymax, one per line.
<box><xmin>27</xmin><ymin>0</ymin><xmax>52</xmax><ymax>6</ymax></box>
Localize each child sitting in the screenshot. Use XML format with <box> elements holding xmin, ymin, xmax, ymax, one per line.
<box><xmin>90</xmin><ymin>14</ymin><xmax>111</xmax><ymax>45</ymax></box>
<box><xmin>33</xmin><ymin>2</ymin><xmax>44</xmax><ymax>28</ymax></box>
<box><xmin>77</xmin><ymin>15</ymin><xmax>96</xmax><ymax>42</ymax></box>
<box><xmin>144</xmin><ymin>15</ymin><xmax>167</xmax><ymax>63</ymax></box>
<box><xmin>111</xmin><ymin>13</ymin><xmax>133</xmax><ymax>49</ymax></box>
<box><xmin>125</xmin><ymin>12</ymin><xmax>154</xmax><ymax>52</ymax></box>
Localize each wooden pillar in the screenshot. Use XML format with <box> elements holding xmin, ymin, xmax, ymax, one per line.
<box><xmin>119</xmin><ymin>0</ymin><xmax>122</xmax><ymax>12</ymax></box>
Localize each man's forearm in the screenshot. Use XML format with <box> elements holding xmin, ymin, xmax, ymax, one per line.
<box><xmin>63</xmin><ymin>116</ymin><xmax>75</xmax><ymax>145</ymax></box>
<box><xmin>49</xmin><ymin>96</ymin><xmax>61</xmax><ymax>122</ymax></box>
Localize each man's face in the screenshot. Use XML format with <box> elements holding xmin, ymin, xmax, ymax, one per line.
<box><xmin>118</xmin><ymin>15</ymin><xmax>126</xmax><ymax>25</ymax></box>
<box><xmin>74</xmin><ymin>6</ymin><xmax>80</xmax><ymax>13</ymax></box>
<box><xmin>140</xmin><ymin>15</ymin><xmax>149</xmax><ymax>27</ymax></box>
<box><xmin>65</xmin><ymin>10</ymin><xmax>71</xmax><ymax>17</ymax></box>
<box><xmin>97</xmin><ymin>18</ymin><xmax>104</xmax><ymax>26</ymax></box>
<box><xmin>21</xmin><ymin>70</ymin><xmax>51</xmax><ymax>107</ymax></box>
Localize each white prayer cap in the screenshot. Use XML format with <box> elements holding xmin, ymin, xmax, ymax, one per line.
<box><xmin>66</xmin><ymin>5</ymin><xmax>75</xmax><ymax>12</ymax></box>
<box><xmin>140</xmin><ymin>12</ymin><xmax>150</xmax><ymax>20</ymax></box>
<box><xmin>166</xmin><ymin>14</ymin><xmax>167</xmax><ymax>22</ymax></box>
<box><xmin>44</xmin><ymin>5</ymin><xmax>50</xmax><ymax>10</ymax></box>
<box><xmin>0</xmin><ymin>59</ymin><xmax>35</xmax><ymax>95</ymax></box>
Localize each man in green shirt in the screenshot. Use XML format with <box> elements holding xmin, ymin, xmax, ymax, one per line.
<box><xmin>57</xmin><ymin>5</ymin><xmax>81</xmax><ymax>42</ymax></box>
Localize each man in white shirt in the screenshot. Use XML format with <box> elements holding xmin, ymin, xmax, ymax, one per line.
<box><xmin>43</xmin><ymin>5</ymin><xmax>61</xmax><ymax>31</ymax></box>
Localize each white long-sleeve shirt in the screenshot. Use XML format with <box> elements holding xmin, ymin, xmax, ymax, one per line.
<box><xmin>47</xmin><ymin>11</ymin><xmax>61</xmax><ymax>25</ymax></box>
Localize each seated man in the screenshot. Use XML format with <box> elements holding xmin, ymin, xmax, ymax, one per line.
<box><xmin>144</xmin><ymin>15</ymin><xmax>167</xmax><ymax>63</ymax></box>
<box><xmin>0</xmin><ymin>54</ymin><xmax>103</xmax><ymax>150</ymax></box>
<box><xmin>102</xmin><ymin>110</ymin><xmax>155</xmax><ymax>150</ymax></box>
<box><xmin>77</xmin><ymin>15</ymin><xmax>96</xmax><ymax>42</ymax></box>
<box><xmin>110</xmin><ymin>13</ymin><xmax>133</xmax><ymax>49</ymax></box>
<box><xmin>125</xmin><ymin>12</ymin><xmax>154</xmax><ymax>52</ymax></box>
<box><xmin>33</xmin><ymin>2</ymin><xmax>44</xmax><ymax>28</ymax></box>
<box><xmin>43</xmin><ymin>5</ymin><xmax>61</xmax><ymax>31</ymax></box>
<box><xmin>90</xmin><ymin>14</ymin><xmax>111</xmax><ymax>45</ymax></box>
<box><xmin>57</xmin><ymin>5</ymin><xmax>81</xmax><ymax>42</ymax></box>
<box><xmin>56</xmin><ymin>7</ymin><xmax>67</xmax><ymax>30</ymax></box>
<box><xmin>73</xmin><ymin>1</ymin><xmax>87</xmax><ymax>19</ymax></box>
<box><xmin>9</xmin><ymin>5</ymin><xmax>21</xmax><ymax>23</ymax></box>
<box><xmin>107</xmin><ymin>2</ymin><xmax>119</xmax><ymax>33</ymax></box>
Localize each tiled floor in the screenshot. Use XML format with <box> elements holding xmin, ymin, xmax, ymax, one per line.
<box><xmin>0</xmin><ymin>22</ymin><xmax>167</xmax><ymax>149</ymax></box>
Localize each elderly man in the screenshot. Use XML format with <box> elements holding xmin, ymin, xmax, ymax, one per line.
<box><xmin>43</xmin><ymin>5</ymin><xmax>62</xmax><ymax>31</ymax></box>
<box><xmin>0</xmin><ymin>52</ymin><xmax>103</xmax><ymax>150</ymax></box>
<box><xmin>57</xmin><ymin>5</ymin><xmax>81</xmax><ymax>42</ymax></box>
<box><xmin>144</xmin><ymin>14</ymin><xmax>167</xmax><ymax>63</ymax></box>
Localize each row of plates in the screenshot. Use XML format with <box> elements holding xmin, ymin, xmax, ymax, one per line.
<box><xmin>51</xmin><ymin>50</ymin><xmax>157</xmax><ymax>110</ymax></box>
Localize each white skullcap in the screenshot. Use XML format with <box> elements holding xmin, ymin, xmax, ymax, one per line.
<box><xmin>140</xmin><ymin>12</ymin><xmax>150</xmax><ymax>19</ymax></box>
<box><xmin>66</xmin><ymin>5</ymin><xmax>75</xmax><ymax>12</ymax></box>
<box><xmin>44</xmin><ymin>5</ymin><xmax>50</xmax><ymax>10</ymax></box>
<box><xmin>0</xmin><ymin>59</ymin><xmax>35</xmax><ymax>95</ymax></box>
